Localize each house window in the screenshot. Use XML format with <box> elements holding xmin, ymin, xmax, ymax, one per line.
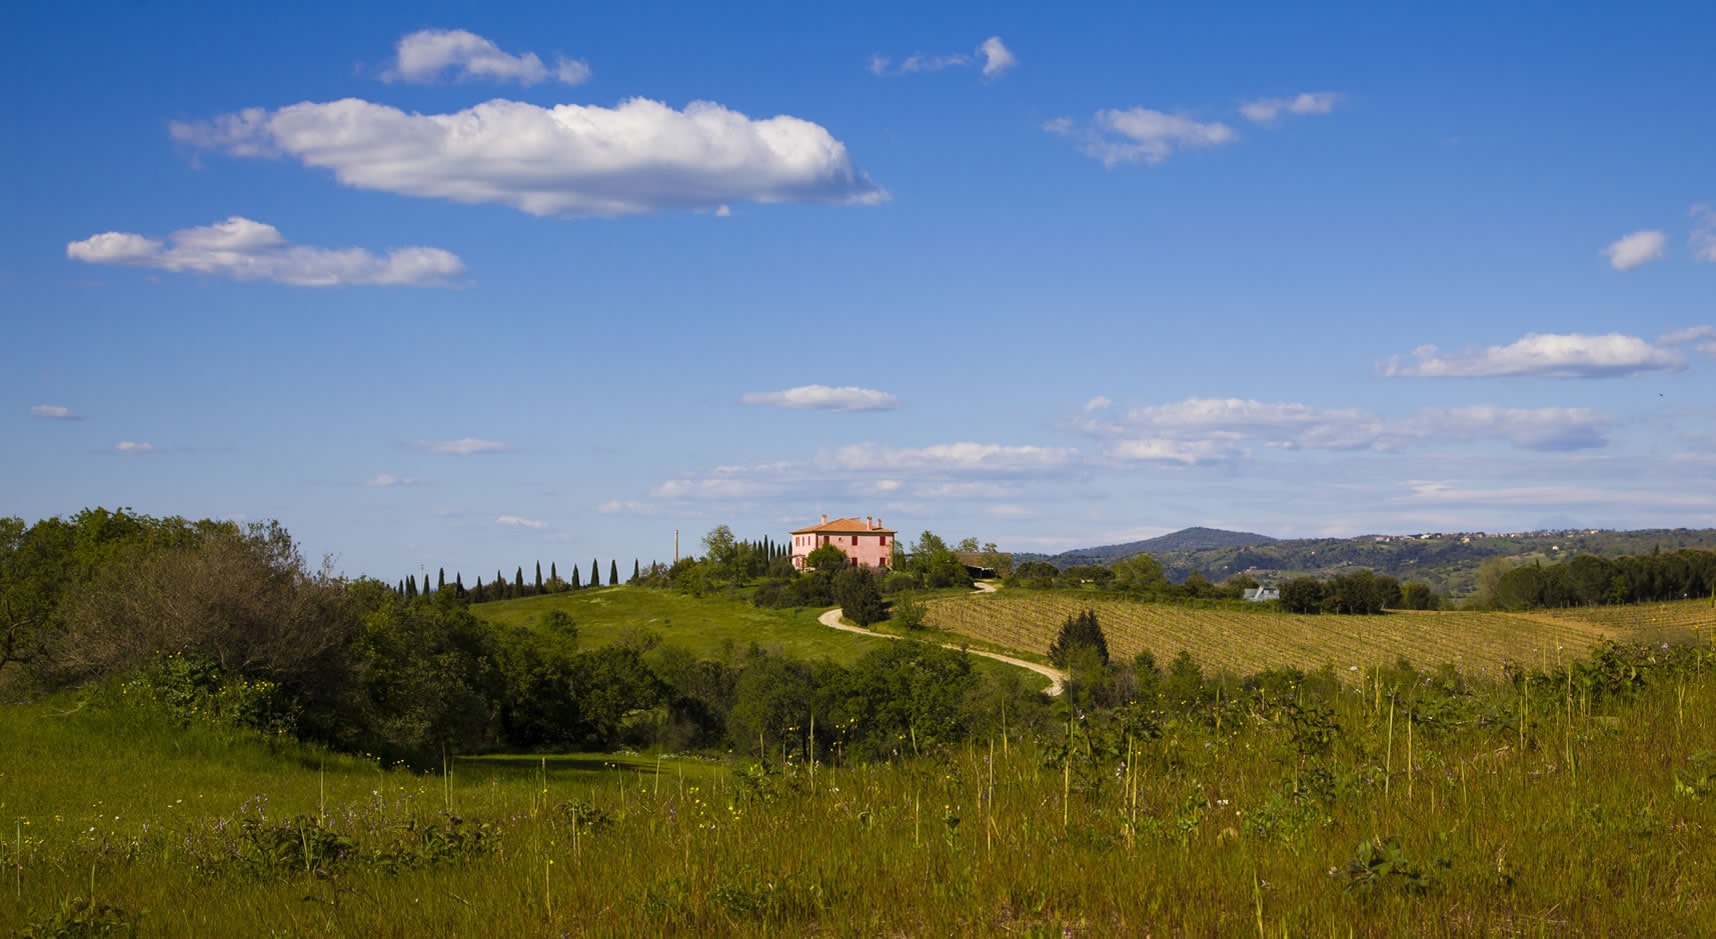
<box><xmin>879</xmin><ymin>536</ymin><xmax>887</xmax><ymax>545</ymax></box>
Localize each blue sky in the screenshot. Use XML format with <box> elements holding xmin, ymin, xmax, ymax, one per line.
<box><xmin>5</xmin><ymin>2</ymin><xmax>1715</xmax><ymax>581</ymax></box>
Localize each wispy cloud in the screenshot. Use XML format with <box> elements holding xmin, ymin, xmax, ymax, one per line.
<box><xmin>411</xmin><ymin>438</ymin><xmax>508</xmax><ymax>455</ymax></box>
<box><xmin>30</xmin><ymin>405</ymin><xmax>79</xmax><ymax>420</ymax></box>
<box><xmin>870</xmin><ymin>35</ymin><xmax>1017</xmax><ymax>79</ymax></box>
<box><xmin>1693</xmin><ymin>204</ymin><xmax>1716</xmax><ymax>263</ymax></box>
<box><xmin>1602</xmin><ymin>230</ymin><xmax>1667</xmax><ymax>270</ymax></box>
<box><xmin>495</xmin><ymin>514</ymin><xmax>548</xmax><ymax>529</ymax></box>
<box><xmin>114</xmin><ymin>441</ymin><xmax>153</xmax><ymax>454</ymax></box>
<box><xmin>1660</xmin><ymin>325</ymin><xmax>1716</xmax><ymax>357</ymax></box>
<box><xmin>1239</xmin><ymin>92</ymin><xmax>1341</xmax><ymax>124</ymax></box>
<box><xmin>364</xmin><ymin>473</ymin><xmax>416</xmax><ymax>487</ymax></box>
<box><xmin>384</xmin><ymin>28</ymin><xmax>590</xmax><ymax>86</ymax></box>
<box><xmin>1045</xmin><ymin>108</ymin><xmax>1236</xmax><ymax>166</ymax></box>
<box><xmin>172</xmin><ymin>98</ymin><xmax>885</xmax><ymax>218</ymax></box>
<box><xmin>1086</xmin><ymin>397</ymin><xmax>1613</xmax><ymax>455</ymax></box>
<box><xmin>67</xmin><ymin>217</ymin><xmax>464</xmax><ymax>287</ymax></box>
<box><xmin>741</xmin><ymin>385</ymin><xmax>899</xmax><ymax>412</ymax></box>
<box><xmin>978</xmin><ymin>37</ymin><xmax>1018</xmax><ymax>77</ymax></box>
<box><xmin>1083</xmin><ymin>396</ymin><xmax>1112</xmax><ymax>413</ymax></box>
<box><xmin>1383</xmin><ymin>331</ymin><xmax>1686</xmax><ymax>379</ymax></box>
<box><xmin>818</xmin><ymin>442</ymin><xmax>1079</xmax><ymax>473</ymax></box>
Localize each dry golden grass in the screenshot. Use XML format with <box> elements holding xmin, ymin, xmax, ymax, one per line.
<box><xmin>922</xmin><ymin>592</ymin><xmax>1716</xmax><ymax>677</ymax></box>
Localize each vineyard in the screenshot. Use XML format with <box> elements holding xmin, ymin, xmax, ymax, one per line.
<box><xmin>921</xmin><ymin>591</ymin><xmax>1716</xmax><ymax>679</ymax></box>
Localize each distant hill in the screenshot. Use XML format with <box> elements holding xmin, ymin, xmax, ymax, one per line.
<box><xmin>1046</xmin><ymin>527</ymin><xmax>1278</xmax><ymax>568</ymax></box>
<box><xmin>1026</xmin><ymin>527</ymin><xmax>1716</xmax><ymax>599</ymax></box>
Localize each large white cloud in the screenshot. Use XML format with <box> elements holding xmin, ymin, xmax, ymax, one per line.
<box><xmin>740</xmin><ymin>385</ymin><xmax>899</xmax><ymax>412</ymax></box>
<box><xmin>66</xmin><ymin>217</ymin><xmax>464</xmax><ymax>287</ymax></box>
<box><xmin>1239</xmin><ymin>92</ymin><xmax>1341</xmax><ymax>124</ymax></box>
<box><xmin>1045</xmin><ymin>108</ymin><xmax>1236</xmax><ymax>166</ymax></box>
<box><xmin>385</xmin><ymin>28</ymin><xmax>590</xmax><ymax>86</ymax></box>
<box><xmin>1383</xmin><ymin>331</ymin><xmax>1685</xmax><ymax>379</ymax></box>
<box><xmin>1602</xmin><ymin>230</ymin><xmax>1666</xmax><ymax>270</ymax></box>
<box><xmin>171</xmin><ymin>98</ymin><xmax>885</xmax><ymax>217</ymax></box>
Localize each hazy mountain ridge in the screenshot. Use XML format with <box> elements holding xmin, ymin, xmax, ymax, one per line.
<box><xmin>1024</xmin><ymin>526</ymin><xmax>1716</xmax><ymax>597</ymax></box>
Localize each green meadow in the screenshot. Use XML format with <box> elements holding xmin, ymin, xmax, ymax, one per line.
<box><xmin>7</xmin><ymin>640</ymin><xmax>1716</xmax><ymax>935</ymax></box>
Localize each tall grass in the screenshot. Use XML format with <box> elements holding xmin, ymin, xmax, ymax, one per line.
<box><xmin>5</xmin><ymin>646</ymin><xmax>1716</xmax><ymax>935</ymax></box>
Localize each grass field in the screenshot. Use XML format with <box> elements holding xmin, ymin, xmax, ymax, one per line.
<box><xmin>921</xmin><ymin>590</ymin><xmax>1716</xmax><ymax>678</ymax></box>
<box><xmin>7</xmin><ymin>645</ymin><xmax>1716</xmax><ymax>935</ymax></box>
<box><xmin>469</xmin><ymin>586</ymin><xmax>892</xmax><ymax>665</ymax></box>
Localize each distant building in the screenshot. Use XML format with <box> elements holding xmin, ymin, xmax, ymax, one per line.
<box><xmin>790</xmin><ymin>515</ymin><xmax>896</xmax><ymax>571</ymax></box>
<box><xmin>1242</xmin><ymin>586</ymin><xmax>1280</xmax><ymax>603</ymax></box>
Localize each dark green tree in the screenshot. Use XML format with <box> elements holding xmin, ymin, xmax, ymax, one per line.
<box><xmin>610</xmin><ymin>559</ymin><xmax>619</xmax><ymax>586</ymax></box>
<box><xmin>1279</xmin><ymin>576</ymin><xmax>1323</xmax><ymax>614</ymax></box>
<box><xmin>834</xmin><ymin>567</ymin><xmax>886</xmax><ymax>626</ymax></box>
<box><xmin>591</xmin><ymin>558</ymin><xmax>601</xmax><ymax>587</ymax></box>
<box><xmin>1047</xmin><ymin>608</ymin><xmax>1109</xmax><ymax>668</ymax></box>
<box><xmin>535</xmin><ymin>562</ymin><xmax>543</xmax><ymax>592</ymax></box>
<box><xmin>570</xmin><ymin>566</ymin><xmax>581</xmax><ymax>589</ymax></box>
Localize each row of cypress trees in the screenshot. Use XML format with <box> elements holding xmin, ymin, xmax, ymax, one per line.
<box><xmin>395</xmin><ymin>558</ymin><xmax>645</xmax><ymax>603</ymax></box>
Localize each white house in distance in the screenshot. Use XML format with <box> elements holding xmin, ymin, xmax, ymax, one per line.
<box><xmin>790</xmin><ymin>515</ymin><xmax>895</xmax><ymax>571</ymax></box>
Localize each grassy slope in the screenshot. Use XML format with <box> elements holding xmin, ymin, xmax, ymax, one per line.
<box><xmin>468</xmin><ymin>585</ymin><xmax>891</xmax><ymax>665</ymax></box>
<box><xmin>7</xmin><ymin>657</ymin><xmax>1716</xmax><ymax>934</ymax></box>
<box><xmin>922</xmin><ymin>590</ymin><xmax>1716</xmax><ymax>677</ymax></box>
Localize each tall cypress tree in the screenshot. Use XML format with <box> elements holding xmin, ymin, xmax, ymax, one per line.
<box><xmin>474</xmin><ymin>576</ymin><xmax>485</xmax><ymax>603</ymax></box>
<box><xmin>632</xmin><ymin>559</ymin><xmax>640</xmax><ymax>583</ymax></box>
<box><xmin>550</xmin><ymin>562</ymin><xmax>559</xmax><ymax>589</ymax></box>
<box><xmin>610</xmin><ymin>559</ymin><xmax>619</xmax><ymax>585</ymax></box>
<box><xmin>570</xmin><ymin>566</ymin><xmax>581</xmax><ymax>589</ymax></box>
<box><xmin>591</xmin><ymin>558</ymin><xmax>601</xmax><ymax>587</ymax></box>
<box><xmin>515</xmin><ymin>566</ymin><xmax>525</xmax><ymax>591</ymax></box>
<box><xmin>406</xmin><ymin>575</ymin><xmax>417</xmax><ymax>599</ymax></box>
<box><xmin>535</xmin><ymin>562</ymin><xmax>543</xmax><ymax>591</ymax></box>
<box><xmin>438</xmin><ymin>567</ymin><xmax>446</xmax><ymax>591</ymax></box>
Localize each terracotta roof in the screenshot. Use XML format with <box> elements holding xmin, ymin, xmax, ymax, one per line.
<box><xmin>790</xmin><ymin>516</ymin><xmax>896</xmax><ymax>535</ymax></box>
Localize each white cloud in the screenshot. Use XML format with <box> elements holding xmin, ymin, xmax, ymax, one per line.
<box><xmin>978</xmin><ymin>37</ymin><xmax>1018</xmax><ymax>77</ymax></box>
<box><xmin>1693</xmin><ymin>204</ymin><xmax>1716</xmax><ymax>263</ymax></box>
<box><xmin>985</xmin><ymin>503</ymin><xmax>1031</xmax><ymax>518</ymax></box>
<box><xmin>66</xmin><ymin>217</ymin><xmax>464</xmax><ymax>287</ymax></box>
<box><xmin>412</xmin><ymin>438</ymin><xmax>508</xmax><ymax>455</ymax></box>
<box><xmin>1602</xmin><ymin>230</ymin><xmax>1667</xmax><ymax>270</ymax></box>
<box><xmin>365</xmin><ymin>473</ymin><xmax>416</xmax><ymax>487</ymax></box>
<box><xmin>1239</xmin><ymin>92</ymin><xmax>1341</xmax><ymax>124</ymax></box>
<box><xmin>870</xmin><ymin>36</ymin><xmax>1016</xmax><ymax>79</ymax></box>
<box><xmin>1046</xmin><ymin>108</ymin><xmax>1236</xmax><ymax>167</ymax></box>
<box><xmin>1660</xmin><ymin>324</ymin><xmax>1716</xmax><ymax>357</ymax></box>
<box><xmin>1108</xmin><ymin>437</ymin><xmax>1239</xmax><ymax>465</ymax></box>
<box><xmin>1083</xmin><ymin>396</ymin><xmax>1112</xmax><ymax>413</ymax></box>
<box><xmin>172</xmin><ymin>98</ymin><xmax>885</xmax><ymax>218</ymax></box>
<box><xmin>31</xmin><ymin>405</ymin><xmax>78</xmax><ymax>420</ymax></box>
<box><xmin>495</xmin><ymin>514</ymin><xmax>548</xmax><ymax>529</ymax></box>
<box><xmin>385</xmin><ymin>28</ymin><xmax>590</xmax><ymax>86</ymax></box>
<box><xmin>597</xmin><ymin>500</ymin><xmax>662</xmax><ymax>515</ymax></box>
<box><xmin>651</xmin><ymin>478</ymin><xmax>770</xmax><ymax>500</ymax></box>
<box><xmin>1383</xmin><ymin>331</ymin><xmax>1685</xmax><ymax>379</ymax></box>
<box><xmin>114</xmin><ymin>441</ymin><xmax>153</xmax><ymax>454</ymax></box>
<box><xmin>820</xmin><ymin>442</ymin><xmax>1079</xmax><ymax>473</ymax></box>
<box><xmin>1087</xmin><ymin>396</ymin><xmax>1611</xmax><ymax>454</ymax></box>
<box><xmin>740</xmin><ymin>385</ymin><xmax>899</xmax><ymax>412</ymax></box>
<box><xmin>1404</xmin><ymin>481</ymin><xmax>1713</xmax><ymax>509</ymax></box>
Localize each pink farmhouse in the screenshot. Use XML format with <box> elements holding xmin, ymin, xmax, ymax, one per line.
<box><xmin>789</xmin><ymin>515</ymin><xmax>896</xmax><ymax>571</ymax></box>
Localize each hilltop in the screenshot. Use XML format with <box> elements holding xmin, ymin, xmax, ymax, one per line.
<box><xmin>1025</xmin><ymin>526</ymin><xmax>1716</xmax><ymax>598</ymax></box>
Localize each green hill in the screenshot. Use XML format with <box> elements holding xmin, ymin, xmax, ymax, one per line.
<box><xmin>468</xmin><ymin>586</ymin><xmax>891</xmax><ymax>665</ymax></box>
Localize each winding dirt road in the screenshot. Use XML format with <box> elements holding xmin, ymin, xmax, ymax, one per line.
<box><xmin>817</xmin><ymin>586</ymin><xmax>1065</xmax><ymax>696</ymax></box>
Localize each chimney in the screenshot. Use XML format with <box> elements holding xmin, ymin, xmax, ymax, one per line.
<box><xmin>876</xmin><ymin>516</ymin><xmax>882</xmax><ymax>530</ymax></box>
<box><xmin>820</xmin><ymin>513</ymin><xmax>827</xmax><ymax>524</ymax></box>
<box><xmin>866</xmin><ymin>515</ymin><xmax>873</xmax><ymax>529</ymax></box>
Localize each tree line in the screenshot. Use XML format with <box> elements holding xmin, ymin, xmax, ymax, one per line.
<box><xmin>0</xmin><ymin>510</ymin><xmax>1043</xmax><ymax>767</ymax></box>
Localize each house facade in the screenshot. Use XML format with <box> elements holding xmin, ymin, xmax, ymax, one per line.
<box><xmin>790</xmin><ymin>515</ymin><xmax>895</xmax><ymax>571</ymax></box>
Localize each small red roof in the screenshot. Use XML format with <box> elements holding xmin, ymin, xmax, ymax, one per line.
<box><xmin>790</xmin><ymin>515</ymin><xmax>896</xmax><ymax>535</ymax></box>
